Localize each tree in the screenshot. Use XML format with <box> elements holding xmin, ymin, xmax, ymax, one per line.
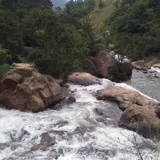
<box><xmin>22</xmin><ymin>9</ymin><xmax>88</xmax><ymax>77</ymax></box>
<box><xmin>0</xmin><ymin>45</ymin><xmax>10</xmax><ymax>65</ymax></box>
<box><xmin>106</xmin><ymin>0</ymin><xmax>160</xmax><ymax>60</ymax></box>
<box><xmin>2</xmin><ymin>0</ymin><xmax>53</xmax><ymax>12</ymax></box>
<box><xmin>0</xmin><ymin>10</ymin><xmax>22</xmax><ymax>53</ymax></box>
<box><xmin>99</xmin><ymin>0</ymin><xmax>105</xmax><ymax>9</ymax></box>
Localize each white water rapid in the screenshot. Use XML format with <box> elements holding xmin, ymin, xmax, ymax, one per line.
<box><xmin>0</xmin><ymin>78</ymin><xmax>159</xmax><ymax>160</ymax></box>
<box><xmin>151</xmin><ymin>67</ymin><xmax>160</xmax><ymax>73</ymax></box>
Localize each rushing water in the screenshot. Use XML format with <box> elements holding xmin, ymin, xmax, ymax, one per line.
<box><xmin>127</xmin><ymin>69</ymin><xmax>160</xmax><ymax>102</ymax></box>
<box><xmin>0</xmin><ymin>72</ymin><xmax>159</xmax><ymax>160</ymax></box>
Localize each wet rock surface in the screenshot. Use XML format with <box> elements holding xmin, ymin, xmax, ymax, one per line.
<box><xmin>96</xmin><ymin>86</ymin><xmax>159</xmax><ymax>110</ymax></box>
<box><xmin>96</xmin><ymin>85</ymin><xmax>160</xmax><ymax>138</ymax></box>
<box><xmin>67</xmin><ymin>72</ymin><xmax>100</xmax><ymax>86</ymax></box>
<box><xmin>31</xmin><ymin>132</ymin><xmax>55</xmax><ymax>151</ymax></box>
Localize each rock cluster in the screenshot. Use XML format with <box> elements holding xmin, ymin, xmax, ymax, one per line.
<box><xmin>97</xmin><ymin>86</ymin><xmax>160</xmax><ymax>138</ymax></box>
<box><xmin>132</xmin><ymin>58</ymin><xmax>160</xmax><ymax>72</ymax></box>
<box><xmin>83</xmin><ymin>51</ymin><xmax>133</xmax><ymax>82</ymax></box>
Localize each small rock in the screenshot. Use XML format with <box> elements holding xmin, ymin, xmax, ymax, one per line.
<box><xmin>31</xmin><ymin>144</ymin><xmax>43</xmax><ymax>151</ymax></box>
<box><xmin>31</xmin><ymin>132</ymin><xmax>55</xmax><ymax>152</ymax></box>
<box><xmin>66</xmin><ymin>96</ymin><xmax>76</xmax><ymax>105</ymax></box>
<box><xmin>40</xmin><ymin>132</ymin><xmax>55</xmax><ymax>146</ymax></box>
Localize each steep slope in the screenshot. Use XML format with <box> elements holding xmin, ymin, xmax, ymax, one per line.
<box><xmin>89</xmin><ymin>0</ymin><xmax>116</xmax><ymax>37</ymax></box>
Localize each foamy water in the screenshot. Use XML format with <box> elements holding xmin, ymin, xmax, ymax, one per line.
<box><xmin>0</xmin><ymin>79</ymin><xmax>159</xmax><ymax>160</ymax></box>
<box><xmin>151</xmin><ymin>67</ymin><xmax>160</xmax><ymax>73</ymax></box>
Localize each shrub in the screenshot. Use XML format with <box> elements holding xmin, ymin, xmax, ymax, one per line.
<box><xmin>0</xmin><ymin>47</ymin><xmax>11</xmax><ymax>65</ymax></box>
<box><xmin>44</xmin><ymin>74</ymin><xmax>54</xmax><ymax>82</ymax></box>
<box><xmin>0</xmin><ymin>64</ymin><xmax>12</xmax><ymax>78</ymax></box>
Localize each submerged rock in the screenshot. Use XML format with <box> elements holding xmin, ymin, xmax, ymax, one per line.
<box><xmin>67</xmin><ymin>72</ymin><xmax>100</xmax><ymax>86</ymax></box>
<box><xmin>31</xmin><ymin>132</ymin><xmax>55</xmax><ymax>151</ymax></box>
<box><xmin>0</xmin><ymin>63</ymin><xmax>63</xmax><ymax>112</ymax></box>
<box><xmin>66</xmin><ymin>96</ymin><xmax>76</xmax><ymax>105</ymax></box>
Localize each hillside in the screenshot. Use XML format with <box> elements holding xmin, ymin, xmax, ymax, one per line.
<box><xmin>89</xmin><ymin>0</ymin><xmax>116</xmax><ymax>37</ymax></box>
<box><xmin>0</xmin><ymin>0</ymin><xmax>159</xmax><ymax>78</ymax></box>
<box><xmin>85</xmin><ymin>0</ymin><xmax>160</xmax><ymax>60</ymax></box>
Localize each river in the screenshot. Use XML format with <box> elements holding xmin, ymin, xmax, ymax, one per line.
<box><xmin>0</xmin><ymin>70</ymin><xmax>159</xmax><ymax>160</ymax></box>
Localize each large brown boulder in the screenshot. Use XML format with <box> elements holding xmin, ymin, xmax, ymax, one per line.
<box><xmin>83</xmin><ymin>57</ymin><xmax>97</xmax><ymax>76</ymax></box>
<box><xmin>119</xmin><ymin>105</ymin><xmax>160</xmax><ymax>138</ymax></box>
<box><xmin>67</xmin><ymin>72</ymin><xmax>100</xmax><ymax>86</ymax></box>
<box><xmin>97</xmin><ymin>86</ymin><xmax>159</xmax><ymax>111</ymax></box>
<box><xmin>0</xmin><ymin>64</ymin><xmax>63</xmax><ymax>112</ymax></box>
<box><xmin>83</xmin><ymin>51</ymin><xmax>133</xmax><ymax>82</ymax></box>
<box><xmin>96</xmin><ymin>51</ymin><xmax>117</xmax><ymax>78</ymax></box>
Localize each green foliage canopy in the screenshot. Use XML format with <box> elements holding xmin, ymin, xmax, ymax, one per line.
<box><xmin>107</xmin><ymin>0</ymin><xmax>160</xmax><ymax>60</ymax></box>
<box><xmin>22</xmin><ymin>9</ymin><xmax>89</xmax><ymax>77</ymax></box>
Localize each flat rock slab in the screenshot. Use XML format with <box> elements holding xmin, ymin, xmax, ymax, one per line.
<box><xmin>67</xmin><ymin>72</ymin><xmax>100</xmax><ymax>86</ymax></box>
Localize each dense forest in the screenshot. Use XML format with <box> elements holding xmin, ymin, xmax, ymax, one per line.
<box><xmin>0</xmin><ymin>0</ymin><xmax>159</xmax><ymax>78</ymax></box>
<box><xmin>0</xmin><ymin>0</ymin><xmax>99</xmax><ymax>78</ymax></box>
<box><xmin>107</xmin><ymin>0</ymin><xmax>160</xmax><ymax>60</ymax></box>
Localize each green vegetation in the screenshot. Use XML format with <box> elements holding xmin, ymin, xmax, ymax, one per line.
<box><xmin>44</xmin><ymin>74</ymin><xmax>54</xmax><ymax>82</ymax></box>
<box><xmin>0</xmin><ymin>0</ymin><xmax>159</xmax><ymax>78</ymax></box>
<box><xmin>0</xmin><ymin>46</ymin><xmax>10</xmax><ymax>65</ymax></box>
<box><xmin>0</xmin><ymin>0</ymin><xmax>97</xmax><ymax>78</ymax></box>
<box><xmin>0</xmin><ymin>45</ymin><xmax>11</xmax><ymax>78</ymax></box>
<box><xmin>106</xmin><ymin>0</ymin><xmax>160</xmax><ymax>60</ymax></box>
<box><xmin>89</xmin><ymin>0</ymin><xmax>115</xmax><ymax>37</ymax></box>
<box><xmin>0</xmin><ymin>64</ymin><xmax>12</xmax><ymax>78</ymax></box>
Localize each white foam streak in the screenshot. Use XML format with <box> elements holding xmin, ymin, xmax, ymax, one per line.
<box><xmin>151</xmin><ymin>67</ymin><xmax>160</xmax><ymax>73</ymax></box>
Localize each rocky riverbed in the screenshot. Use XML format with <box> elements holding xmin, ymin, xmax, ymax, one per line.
<box><xmin>0</xmin><ymin>70</ymin><xmax>160</xmax><ymax>160</ymax></box>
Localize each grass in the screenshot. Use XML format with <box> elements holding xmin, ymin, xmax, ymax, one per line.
<box><xmin>44</xmin><ymin>74</ymin><xmax>54</xmax><ymax>82</ymax></box>
<box><xmin>89</xmin><ymin>0</ymin><xmax>116</xmax><ymax>38</ymax></box>
<box><xmin>0</xmin><ymin>64</ymin><xmax>12</xmax><ymax>78</ymax></box>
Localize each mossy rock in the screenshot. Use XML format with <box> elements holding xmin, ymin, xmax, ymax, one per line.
<box><xmin>110</xmin><ymin>62</ymin><xmax>133</xmax><ymax>82</ymax></box>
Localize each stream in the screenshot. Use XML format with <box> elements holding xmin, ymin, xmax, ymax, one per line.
<box><xmin>0</xmin><ymin>70</ymin><xmax>159</xmax><ymax>160</ymax></box>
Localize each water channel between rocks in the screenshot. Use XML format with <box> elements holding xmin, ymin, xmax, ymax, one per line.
<box><xmin>0</xmin><ymin>70</ymin><xmax>159</xmax><ymax>160</ymax></box>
